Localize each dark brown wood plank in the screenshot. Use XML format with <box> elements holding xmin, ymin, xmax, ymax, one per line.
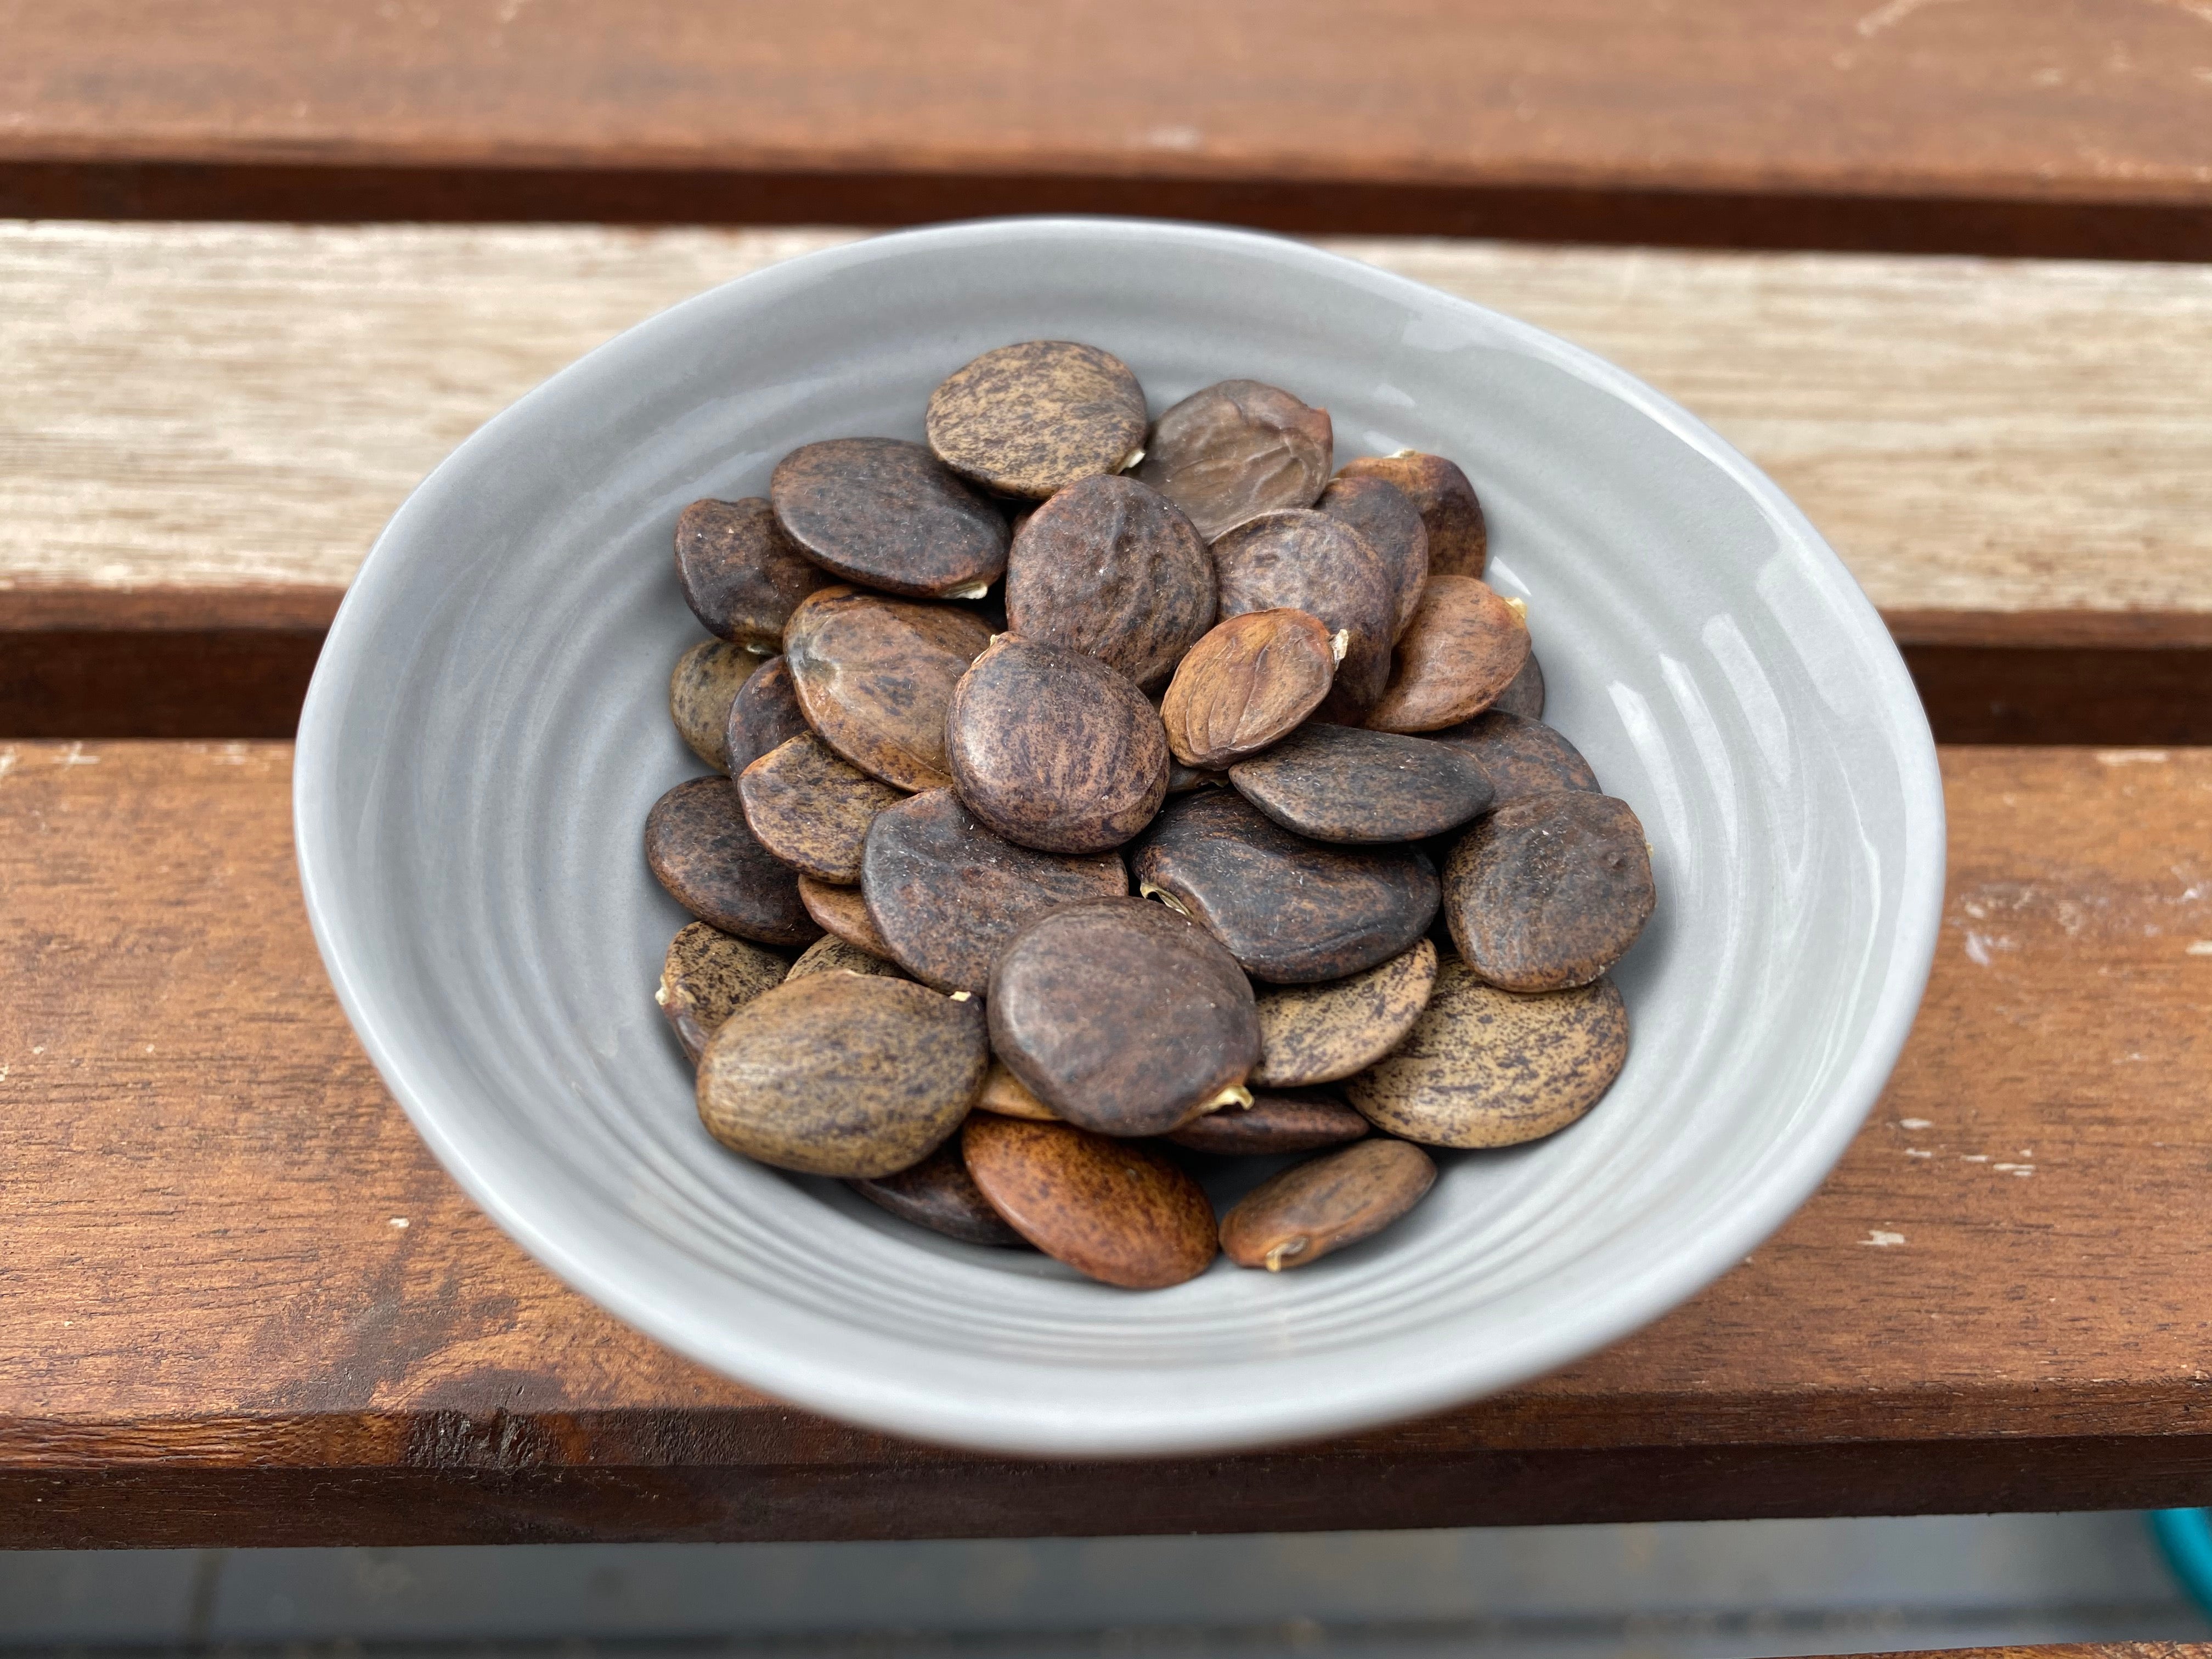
<box><xmin>7</xmin><ymin>1</ymin><xmax>2212</xmax><ymax>256</ymax></box>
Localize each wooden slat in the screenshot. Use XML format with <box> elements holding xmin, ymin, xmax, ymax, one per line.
<box><xmin>5</xmin><ymin>1</ymin><xmax>2212</xmax><ymax>258</ymax></box>
<box><xmin>1</xmin><ymin>741</ymin><xmax>2210</xmax><ymax>1545</ymax></box>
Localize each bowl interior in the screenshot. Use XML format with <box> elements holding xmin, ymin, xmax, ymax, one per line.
<box><xmin>296</xmin><ymin>219</ymin><xmax>1943</xmax><ymax>1456</ymax></box>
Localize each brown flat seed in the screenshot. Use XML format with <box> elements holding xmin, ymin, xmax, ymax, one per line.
<box><xmin>770</xmin><ymin>438</ymin><xmax>1009</xmax><ymax>598</ymax></box>
<box><xmin>945</xmin><ymin>636</ymin><xmax>1169</xmax><ymax>855</ymax></box>
<box><xmin>1442</xmin><ymin>792</ymin><xmax>1656</xmax><ymax>991</ymax></box>
<box><xmin>926</xmin><ymin>341</ymin><xmax>1150</xmax><ymax>500</ymax></box>
<box><xmin>724</xmin><ymin>653</ymin><xmax>811</xmax><ymax>775</ymax></box>
<box><xmin>797</xmin><ymin>875</ymin><xmax>896</xmax><ymax>958</ymax></box>
<box><xmin>978</xmin><ymin>1058</ymin><xmax>1059</xmax><ymax>1121</ymax></box>
<box><xmin>1003</xmin><ymin>475</ymin><xmax>1215</xmax><ymax>689</ymax></box>
<box><xmin>1211</xmin><ymin>511</ymin><xmax>1396</xmax><ymax>714</ymax></box>
<box><xmin>697</xmin><ymin>974</ymin><xmax>986</xmax><ymax>1178</ymax></box>
<box><xmin>962</xmin><ymin>1114</ymin><xmax>1218</xmax><ymax>1289</ymax></box>
<box><xmin>1167</xmin><ymin>1090</ymin><xmax>1370</xmax><ymax>1155</ymax></box>
<box><xmin>737</xmin><ymin>732</ymin><xmax>906</xmax><ymax>884</ymax></box>
<box><xmin>1318</xmin><ymin>476</ymin><xmax>1430</xmax><ymax>641</ymax></box>
<box><xmin>656</xmin><ymin>921</ymin><xmax>790</xmax><ymax>1064</ymax></box>
<box><xmin>1228</xmin><ymin>723</ymin><xmax>1493</xmax><ymax>844</ymax></box>
<box><xmin>1135</xmin><ymin>380</ymin><xmax>1333</xmax><ymax>540</ymax></box>
<box><xmin>1252</xmin><ymin>938</ymin><xmax>1438</xmax><ymax>1087</ymax></box>
<box><xmin>1365</xmin><ymin>574</ymin><xmax>1531</xmax><ymax>733</ymax></box>
<box><xmin>1132</xmin><ymin>791</ymin><xmax>1438</xmax><ymax>984</ymax></box>
<box><xmin>645</xmin><ymin>777</ymin><xmax>821</xmax><ymax>949</ymax></box>
<box><xmin>989</xmin><ymin>896</ymin><xmax>1260</xmax><ymax>1137</ymax></box>
<box><xmin>1346</xmin><ymin>957</ymin><xmax>1628</xmax><ymax>1147</ymax></box>
<box><xmin>668</xmin><ymin>640</ymin><xmax>755</xmax><ymax>771</ymax></box>
<box><xmin>1220</xmin><ymin>1138</ymin><xmax>1437</xmax><ymax>1269</ymax></box>
<box><xmin>1427</xmin><ymin>709</ymin><xmax>1599</xmax><ymax>804</ymax></box>
<box><xmin>785</xmin><ymin>934</ymin><xmax>909</xmax><ymax>981</ymax></box>
<box><xmin>861</xmin><ymin>789</ymin><xmax>1128</xmax><ymax>994</ymax></box>
<box><xmin>1337</xmin><ymin>453</ymin><xmax>1487</xmax><ymax>578</ymax></box>
<box><xmin>847</xmin><ymin>1141</ymin><xmax>1029</xmax><ymax>1249</ymax></box>
<box><xmin>1492</xmin><ymin>650</ymin><xmax>1545</xmax><ymax>719</ymax></box>
<box><xmin>1159</xmin><ymin>609</ymin><xmax>1337</xmax><ymax>770</ymax></box>
<box><xmin>782</xmin><ymin>586</ymin><xmax>993</xmax><ymax>791</ymax></box>
<box><xmin>675</xmin><ymin>496</ymin><xmax>828</xmax><ymax>649</ymax></box>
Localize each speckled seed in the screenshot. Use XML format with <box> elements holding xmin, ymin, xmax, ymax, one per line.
<box><xmin>962</xmin><ymin>1114</ymin><xmax>1219</xmax><ymax>1289</ymax></box>
<box><xmin>1135</xmin><ymin>380</ymin><xmax>1333</xmax><ymax>540</ymax></box>
<box><xmin>785</xmin><ymin>933</ymin><xmax>910</xmax><ymax>981</ymax></box>
<box><xmin>1211</xmin><ymin>511</ymin><xmax>1395</xmax><ymax>713</ymax></box>
<box><xmin>645</xmin><ymin>777</ymin><xmax>821</xmax><ymax>948</ymax></box>
<box><xmin>1167</xmin><ymin>1090</ymin><xmax>1370</xmax><ymax>1155</ymax></box>
<box><xmin>1426</xmin><ymin>709</ymin><xmax>1599</xmax><ymax>804</ymax></box>
<box><xmin>1228</xmin><ymin>723</ymin><xmax>1493</xmax><ymax>844</ymax></box>
<box><xmin>1159</xmin><ymin>609</ymin><xmax>1338</xmax><ymax>770</ymax></box>
<box><xmin>1003</xmin><ymin>475</ymin><xmax>1214</xmax><ymax>689</ymax></box>
<box><xmin>1492</xmin><ymin>650</ymin><xmax>1545</xmax><ymax>719</ymax></box>
<box><xmin>674</xmin><ymin>496</ymin><xmax>828</xmax><ymax>650</ymax></box>
<box><xmin>697</xmin><ymin>973</ymin><xmax>986</xmax><ymax>1177</ymax></box>
<box><xmin>1442</xmin><ymin>792</ymin><xmax>1656</xmax><ymax>991</ymax></box>
<box><xmin>1220</xmin><ymin>1138</ymin><xmax>1436</xmax><ymax>1271</ymax></box>
<box><xmin>926</xmin><ymin>341</ymin><xmax>1150</xmax><ymax>499</ymax></box>
<box><xmin>988</xmin><ymin>896</ymin><xmax>1260</xmax><ymax>1137</ymax></box>
<box><xmin>978</xmin><ymin>1058</ymin><xmax>1060</xmax><ymax>1121</ymax></box>
<box><xmin>656</xmin><ymin>921</ymin><xmax>791</xmax><ymax>1064</ymax></box>
<box><xmin>1252</xmin><ymin>937</ymin><xmax>1438</xmax><ymax>1087</ymax></box>
<box><xmin>782</xmin><ymin>587</ymin><xmax>994</xmax><ymax>791</ymax></box>
<box><xmin>1336</xmin><ymin>452</ymin><xmax>1487</xmax><ymax>578</ymax></box>
<box><xmin>669</xmin><ymin>640</ymin><xmax>755</xmax><ymax>771</ymax></box>
<box><xmin>1365</xmin><ymin>574</ymin><xmax>1531</xmax><ymax>733</ymax></box>
<box><xmin>737</xmin><ymin>732</ymin><xmax>906</xmax><ymax>884</ymax></box>
<box><xmin>861</xmin><ymin>789</ymin><xmax>1128</xmax><ymax>994</ymax></box>
<box><xmin>724</xmin><ymin>653</ymin><xmax>811</xmax><ymax>775</ymax></box>
<box><xmin>1132</xmin><ymin>790</ymin><xmax>1439</xmax><ymax>984</ymax></box>
<box><xmin>945</xmin><ymin>636</ymin><xmax>1169</xmax><ymax>855</ymax></box>
<box><xmin>1318</xmin><ymin>475</ymin><xmax>1429</xmax><ymax>641</ymax></box>
<box><xmin>847</xmin><ymin>1141</ymin><xmax>1029</xmax><ymax>1249</ymax></box>
<box><xmin>1345</xmin><ymin>957</ymin><xmax>1628</xmax><ymax>1147</ymax></box>
<box><xmin>797</xmin><ymin>875</ymin><xmax>896</xmax><ymax>958</ymax></box>
<box><xmin>770</xmin><ymin>438</ymin><xmax>1009</xmax><ymax>597</ymax></box>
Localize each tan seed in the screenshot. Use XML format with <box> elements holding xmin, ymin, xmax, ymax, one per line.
<box><xmin>977</xmin><ymin>1059</ymin><xmax>1060</xmax><ymax>1121</ymax></box>
<box><xmin>1159</xmin><ymin>609</ymin><xmax>1337</xmax><ymax>770</ymax></box>
<box><xmin>797</xmin><ymin>875</ymin><xmax>896</xmax><ymax>958</ymax></box>
<box><xmin>668</xmin><ymin>640</ymin><xmax>755</xmax><ymax>772</ymax></box>
<box><xmin>1220</xmin><ymin>1138</ymin><xmax>1437</xmax><ymax>1271</ymax></box>
<box><xmin>926</xmin><ymin>341</ymin><xmax>1149</xmax><ymax>500</ymax></box>
<box><xmin>1252</xmin><ymin>938</ymin><xmax>1438</xmax><ymax>1087</ymax></box>
<box><xmin>656</xmin><ymin>921</ymin><xmax>791</xmax><ymax>1064</ymax></box>
<box><xmin>785</xmin><ymin>934</ymin><xmax>910</xmax><ymax>981</ymax></box>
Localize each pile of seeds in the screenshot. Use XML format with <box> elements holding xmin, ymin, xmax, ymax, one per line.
<box><xmin>648</xmin><ymin>341</ymin><xmax>1655</xmax><ymax>1290</ymax></box>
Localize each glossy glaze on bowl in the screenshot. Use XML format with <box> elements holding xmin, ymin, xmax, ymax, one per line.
<box><xmin>295</xmin><ymin>219</ymin><xmax>1944</xmax><ymax>1457</ymax></box>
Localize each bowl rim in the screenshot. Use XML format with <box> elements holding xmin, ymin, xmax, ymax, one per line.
<box><xmin>295</xmin><ymin>215</ymin><xmax>1947</xmax><ymax>1455</ymax></box>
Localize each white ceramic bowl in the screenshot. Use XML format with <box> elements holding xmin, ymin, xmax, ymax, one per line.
<box><xmin>295</xmin><ymin>218</ymin><xmax>1945</xmax><ymax>1457</ymax></box>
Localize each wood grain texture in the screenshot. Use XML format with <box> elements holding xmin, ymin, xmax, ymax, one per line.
<box><xmin>3</xmin><ymin>741</ymin><xmax>2212</xmax><ymax>1543</ymax></box>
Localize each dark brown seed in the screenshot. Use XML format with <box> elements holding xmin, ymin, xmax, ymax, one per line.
<box><xmin>945</xmin><ymin>635</ymin><xmax>1169</xmax><ymax>855</ymax></box>
<box><xmin>1135</xmin><ymin>380</ymin><xmax>1333</xmax><ymax>540</ymax></box>
<box><xmin>1318</xmin><ymin>475</ymin><xmax>1429</xmax><ymax>641</ymax></box>
<box><xmin>926</xmin><ymin>341</ymin><xmax>1149</xmax><ymax>500</ymax></box>
<box><xmin>1167</xmin><ymin>760</ymin><xmax>1228</xmax><ymax>794</ymax></box>
<box><xmin>797</xmin><ymin>875</ymin><xmax>896</xmax><ymax>958</ymax></box>
<box><xmin>656</xmin><ymin>921</ymin><xmax>790</xmax><ymax>1064</ymax></box>
<box><xmin>1219</xmin><ymin>1138</ymin><xmax>1436</xmax><ymax>1270</ymax></box>
<box><xmin>1211</xmin><ymin>510</ymin><xmax>1395</xmax><ymax>714</ymax></box>
<box><xmin>962</xmin><ymin>1113</ymin><xmax>1219</xmax><ymax>1289</ymax></box>
<box><xmin>782</xmin><ymin>586</ymin><xmax>994</xmax><ymax>791</ymax></box>
<box><xmin>1003</xmin><ymin>475</ymin><xmax>1215</xmax><ymax>689</ymax></box>
<box><xmin>1228</xmin><ymin>723</ymin><xmax>1493</xmax><ymax>844</ymax></box>
<box><xmin>737</xmin><ymin>732</ymin><xmax>906</xmax><ymax>884</ymax></box>
<box><xmin>1252</xmin><ymin>938</ymin><xmax>1438</xmax><ymax>1087</ymax></box>
<box><xmin>645</xmin><ymin>777</ymin><xmax>821</xmax><ymax>948</ymax></box>
<box><xmin>1426</xmin><ymin>709</ymin><xmax>1599</xmax><ymax>804</ymax></box>
<box><xmin>989</xmin><ymin>896</ymin><xmax>1260</xmax><ymax>1137</ymax></box>
<box><xmin>1492</xmin><ymin>650</ymin><xmax>1545</xmax><ymax>719</ymax></box>
<box><xmin>674</xmin><ymin>496</ymin><xmax>828</xmax><ymax>650</ymax></box>
<box><xmin>669</xmin><ymin>640</ymin><xmax>755</xmax><ymax>771</ymax></box>
<box><xmin>1365</xmin><ymin>574</ymin><xmax>1531</xmax><ymax>733</ymax></box>
<box><xmin>1337</xmin><ymin>452</ymin><xmax>1487</xmax><ymax>578</ymax></box>
<box><xmin>1345</xmin><ymin>957</ymin><xmax>1628</xmax><ymax>1147</ymax></box>
<box><xmin>1132</xmin><ymin>791</ymin><xmax>1438</xmax><ymax>984</ymax></box>
<box><xmin>861</xmin><ymin>789</ymin><xmax>1127</xmax><ymax>994</ymax></box>
<box><xmin>697</xmin><ymin>974</ymin><xmax>985</xmax><ymax>1178</ymax></box>
<box><xmin>1442</xmin><ymin>792</ymin><xmax>1656</xmax><ymax>991</ymax></box>
<box><xmin>847</xmin><ymin>1141</ymin><xmax>1029</xmax><ymax>1249</ymax></box>
<box><xmin>770</xmin><ymin>438</ymin><xmax>1009</xmax><ymax>598</ymax></box>
<box><xmin>724</xmin><ymin>653</ymin><xmax>811</xmax><ymax>775</ymax></box>
<box><xmin>978</xmin><ymin>1059</ymin><xmax>1059</xmax><ymax>1121</ymax></box>
<box><xmin>786</xmin><ymin>934</ymin><xmax>909</xmax><ymax>981</ymax></box>
<box><xmin>1167</xmin><ymin>1090</ymin><xmax>1370</xmax><ymax>1156</ymax></box>
<box><xmin>1159</xmin><ymin>609</ymin><xmax>1338</xmax><ymax>770</ymax></box>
